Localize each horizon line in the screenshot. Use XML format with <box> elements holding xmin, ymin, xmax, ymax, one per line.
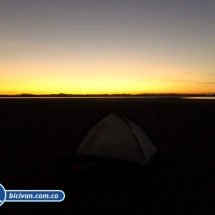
<box><xmin>0</xmin><ymin>93</ymin><xmax>215</xmax><ymax>97</ymax></box>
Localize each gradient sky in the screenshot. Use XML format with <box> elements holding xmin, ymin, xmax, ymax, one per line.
<box><xmin>0</xmin><ymin>0</ymin><xmax>215</xmax><ymax>94</ymax></box>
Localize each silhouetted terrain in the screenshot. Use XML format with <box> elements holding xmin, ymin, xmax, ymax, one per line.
<box><xmin>0</xmin><ymin>98</ymin><xmax>215</xmax><ymax>214</ymax></box>
<box><xmin>0</xmin><ymin>93</ymin><xmax>213</xmax><ymax>97</ymax></box>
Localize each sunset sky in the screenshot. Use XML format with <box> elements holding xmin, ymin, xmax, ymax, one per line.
<box><xmin>0</xmin><ymin>0</ymin><xmax>215</xmax><ymax>94</ymax></box>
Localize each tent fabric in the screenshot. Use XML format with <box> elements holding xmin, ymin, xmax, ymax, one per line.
<box><xmin>75</xmin><ymin>114</ymin><xmax>157</xmax><ymax>165</ymax></box>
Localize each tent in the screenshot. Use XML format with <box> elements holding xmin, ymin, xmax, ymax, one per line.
<box><xmin>75</xmin><ymin>114</ymin><xmax>157</xmax><ymax>165</ymax></box>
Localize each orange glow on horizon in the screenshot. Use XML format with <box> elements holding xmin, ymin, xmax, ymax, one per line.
<box><xmin>1</xmin><ymin>57</ymin><xmax>214</xmax><ymax>95</ymax></box>
<box><xmin>1</xmin><ymin>77</ymin><xmax>214</xmax><ymax>95</ymax></box>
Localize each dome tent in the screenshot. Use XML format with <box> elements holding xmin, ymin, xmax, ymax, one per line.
<box><xmin>75</xmin><ymin>114</ymin><xmax>157</xmax><ymax>165</ymax></box>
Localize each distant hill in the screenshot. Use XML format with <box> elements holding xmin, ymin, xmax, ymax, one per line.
<box><xmin>0</xmin><ymin>93</ymin><xmax>213</xmax><ymax>97</ymax></box>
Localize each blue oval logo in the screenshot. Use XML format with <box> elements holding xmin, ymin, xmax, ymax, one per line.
<box><xmin>0</xmin><ymin>184</ymin><xmax>6</xmax><ymax>206</ymax></box>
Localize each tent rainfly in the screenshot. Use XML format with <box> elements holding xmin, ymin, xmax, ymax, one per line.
<box><xmin>75</xmin><ymin>114</ymin><xmax>157</xmax><ymax>165</ymax></box>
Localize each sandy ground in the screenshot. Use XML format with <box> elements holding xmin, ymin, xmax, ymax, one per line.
<box><xmin>0</xmin><ymin>98</ymin><xmax>215</xmax><ymax>214</ymax></box>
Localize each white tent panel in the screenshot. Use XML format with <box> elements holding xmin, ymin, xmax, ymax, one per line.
<box><xmin>76</xmin><ymin>114</ymin><xmax>157</xmax><ymax>165</ymax></box>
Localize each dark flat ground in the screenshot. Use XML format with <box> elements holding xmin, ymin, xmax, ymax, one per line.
<box><xmin>0</xmin><ymin>98</ymin><xmax>215</xmax><ymax>214</ymax></box>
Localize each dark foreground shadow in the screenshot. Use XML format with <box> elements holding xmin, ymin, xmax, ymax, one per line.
<box><xmin>1</xmin><ymin>153</ymin><xmax>215</xmax><ymax>215</ymax></box>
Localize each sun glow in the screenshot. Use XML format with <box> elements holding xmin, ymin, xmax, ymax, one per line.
<box><xmin>0</xmin><ymin>1</ymin><xmax>215</xmax><ymax>95</ymax></box>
